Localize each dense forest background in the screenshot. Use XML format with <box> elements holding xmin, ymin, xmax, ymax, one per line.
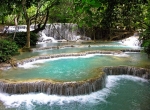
<box><xmin>0</xmin><ymin>0</ymin><xmax>150</xmax><ymax>62</ymax></box>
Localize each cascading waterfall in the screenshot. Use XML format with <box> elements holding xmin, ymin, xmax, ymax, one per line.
<box><xmin>0</xmin><ymin>66</ymin><xmax>149</xmax><ymax>96</ymax></box>
<box><xmin>1</xmin><ymin>24</ymin><xmax>150</xmax><ymax>109</ymax></box>
<box><xmin>1</xmin><ymin>25</ymin><xmax>148</xmax><ymax>98</ymax></box>
<box><xmin>0</xmin><ymin>73</ymin><xmax>106</xmax><ymax>96</ymax></box>
<box><xmin>3</xmin><ymin>23</ymin><xmax>91</xmax><ymax>43</ymax></box>
<box><xmin>120</xmin><ymin>34</ymin><xmax>141</xmax><ymax>48</ymax></box>
<box><xmin>37</xmin><ymin>31</ymin><xmax>58</xmax><ymax>43</ymax></box>
<box><xmin>103</xmin><ymin>66</ymin><xmax>150</xmax><ymax>79</ymax></box>
<box><xmin>42</xmin><ymin>23</ymin><xmax>79</xmax><ymax>41</ymax></box>
<box><xmin>3</xmin><ymin>25</ymin><xmax>35</xmax><ymax>33</ymax></box>
<box><xmin>37</xmin><ymin>23</ymin><xmax>91</xmax><ymax>43</ymax></box>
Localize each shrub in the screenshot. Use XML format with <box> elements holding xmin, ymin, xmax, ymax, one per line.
<box><xmin>140</xmin><ymin>28</ymin><xmax>150</xmax><ymax>58</ymax></box>
<box><xmin>0</xmin><ymin>39</ymin><xmax>19</xmax><ymax>63</ymax></box>
<box><xmin>142</xmin><ymin>39</ymin><xmax>150</xmax><ymax>58</ymax></box>
<box><xmin>8</xmin><ymin>32</ymin><xmax>38</xmax><ymax>48</ymax></box>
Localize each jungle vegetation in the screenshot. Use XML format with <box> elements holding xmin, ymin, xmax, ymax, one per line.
<box><xmin>0</xmin><ymin>0</ymin><xmax>150</xmax><ymax>62</ymax></box>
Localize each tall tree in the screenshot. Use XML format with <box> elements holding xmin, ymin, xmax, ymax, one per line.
<box><xmin>17</xmin><ymin>0</ymin><xmax>59</xmax><ymax>48</ymax></box>
<box><xmin>140</xmin><ymin>0</ymin><xmax>150</xmax><ymax>58</ymax></box>
<box><xmin>0</xmin><ymin>1</ymin><xmax>12</xmax><ymax>24</ymax></box>
<box><xmin>73</xmin><ymin>0</ymin><xmax>148</xmax><ymax>40</ymax></box>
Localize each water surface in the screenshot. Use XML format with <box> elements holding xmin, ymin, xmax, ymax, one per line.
<box><xmin>14</xmin><ymin>41</ymin><xmax>135</xmax><ymax>60</ymax></box>
<box><xmin>0</xmin><ymin>75</ymin><xmax>149</xmax><ymax>110</ymax></box>
<box><xmin>1</xmin><ymin>53</ymin><xmax>150</xmax><ymax>81</ymax></box>
<box><xmin>0</xmin><ymin>41</ymin><xmax>149</xmax><ymax>110</ymax></box>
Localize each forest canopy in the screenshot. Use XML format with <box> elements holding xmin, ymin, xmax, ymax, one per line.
<box><xmin>0</xmin><ymin>0</ymin><xmax>150</xmax><ymax>57</ymax></box>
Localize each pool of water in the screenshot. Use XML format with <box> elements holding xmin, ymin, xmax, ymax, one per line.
<box><xmin>1</xmin><ymin>52</ymin><xmax>150</xmax><ymax>81</ymax></box>
<box><xmin>36</xmin><ymin>42</ymin><xmax>70</xmax><ymax>48</ymax></box>
<box><xmin>14</xmin><ymin>41</ymin><xmax>136</xmax><ymax>60</ymax></box>
<box><xmin>0</xmin><ymin>41</ymin><xmax>149</xmax><ymax>110</ymax></box>
<box><xmin>0</xmin><ymin>75</ymin><xmax>149</xmax><ymax>110</ymax></box>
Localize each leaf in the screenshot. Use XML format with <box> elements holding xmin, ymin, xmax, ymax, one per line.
<box><xmin>83</xmin><ymin>5</ymin><xmax>91</xmax><ymax>11</ymax></box>
<box><xmin>90</xmin><ymin>1</ymin><xmax>101</xmax><ymax>7</ymax></box>
<box><xmin>86</xmin><ymin>10</ymin><xmax>93</xmax><ymax>16</ymax></box>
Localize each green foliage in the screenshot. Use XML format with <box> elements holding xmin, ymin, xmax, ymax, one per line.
<box><xmin>73</xmin><ymin>0</ymin><xmax>147</xmax><ymax>30</ymax></box>
<box><xmin>8</xmin><ymin>32</ymin><xmax>38</xmax><ymax>48</ymax></box>
<box><xmin>74</xmin><ymin>0</ymin><xmax>103</xmax><ymax>27</ymax></box>
<box><xmin>48</xmin><ymin>0</ymin><xmax>73</xmax><ymax>23</ymax></box>
<box><xmin>140</xmin><ymin>1</ymin><xmax>150</xmax><ymax>58</ymax></box>
<box><xmin>140</xmin><ymin>27</ymin><xmax>150</xmax><ymax>57</ymax></box>
<box><xmin>72</xmin><ymin>0</ymin><xmax>149</xmax><ymax>41</ymax></box>
<box><xmin>143</xmin><ymin>40</ymin><xmax>150</xmax><ymax>56</ymax></box>
<box><xmin>0</xmin><ymin>39</ymin><xmax>19</xmax><ymax>63</ymax></box>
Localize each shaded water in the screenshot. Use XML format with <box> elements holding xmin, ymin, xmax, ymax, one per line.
<box><xmin>0</xmin><ymin>75</ymin><xmax>150</xmax><ymax>110</ymax></box>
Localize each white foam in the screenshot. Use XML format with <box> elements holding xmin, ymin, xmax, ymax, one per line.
<box><xmin>0</xmin><ymin>75</ymin><xmax>147</xmax><ymax>109</ymax></box>
<box><xmin>18</xmin><ymin>53</ymin><xmax>130</xmax><ymax>69</ymax></box>
<box><xmin>115</xmin><ymin>75</ymin><xmax>148</xmax><ymax>83</ymax></box>
<box><xmin>120</xmin><ymin>36</ymin><xmax>141</xmax><ymax>48</ymax></box>
<box><xmin>18</xmin><ymin>59</ymin><xmax>50</xmax><ymax>69</ymax></box>
<box><xmin>17</xmin><ymin>54</ymin><xmax>114</xmax><ymax>69</ymax></box>
<box><xmin>37</xmin><ymin>32</ymin><xmax>58</xmax><ymax>43</ymax></box>
<box><xmin>113</xmin><ymin>53</ymin><xmax>129</xmax><ymax>57</ymax></box>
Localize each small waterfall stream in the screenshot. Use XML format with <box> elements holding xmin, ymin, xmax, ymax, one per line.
<box><xmin>119</xmin><ymin>35</ymin><xmax>141</xmax><ymax>48</ymax></box>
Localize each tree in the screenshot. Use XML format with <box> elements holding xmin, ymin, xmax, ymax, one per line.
<box><xmin>0</xmin><ymin>0</ymin><xmax>60</xmax><ymax>48</ymax></box>
<box><xmin>17</xmin><ymin>0</ymin><xmax>59</xmax><ymax>48</ymax></box>
<box><xmin>73</xmin><ymin>0</ymin><xmax>148</xmax><ymax>40</ymax></box>
<box><xmin>140</xmin><ymin>0</ymin><xmax>150</xmax><ymax>58</ymax></box>
<box><xmin>0</xmin><ymin>1</ymin><xmax>13</xmax><ymax>24</ymax></box>
<box><xmin>48</xmin><ymin>0</ymin><xmax>74</xmax><ymax>23</ymax></box>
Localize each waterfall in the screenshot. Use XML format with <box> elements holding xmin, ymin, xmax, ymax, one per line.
<box><xmin>0</xmin><ymin>73</ymin><xmax>106</xmax><ymax>96</ymax></box>
<box><xmin>103</xmin><ymin>66</ymin><xmax>150</xmax><ymax>79</ymax></box>
<box><xmin>120</xmin><ymin>35</ymin><xmax>141</xmax><ymax>47</ymax></box>
<box><xmin>3</xmin><ymin>25</ymin><xmax>35</xmax><ymax>33</ymax></box>
<box><xmin>3</xmin><ymin>23</ymin><xmax>91</xmax><ymax>42</ymax></box>
<box><xmin>38</xmin><ymin>23</ymin><xmax>91</xmax><ymax>42</ymax></box>
<box><xmin>0</xmin><ymin>66</ymin><xmax>149</xmax><ymax>96</ymax></box>
<box><xmin>42</xmin><ymin>23</ymin><xmax>79</xmax><ymax>41</ymax></box>
<box><xmin>37</xmin><ymin>31</ymin><xmax>58</xmax><ymax>43</ymax></box>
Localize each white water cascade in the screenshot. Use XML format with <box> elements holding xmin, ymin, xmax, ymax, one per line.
<box><xmin>37</xmin><ymin>31</ymin><xmax>58</xmax><ymax>43</ymax></box>
<box><xmin>3</xmin><ymin>25</ymin><xmax>35</xmax><ymax>33</ymax></box>
<box><xmin>43</xmin><ymin>23</ymin><xmax>79</xmax><ymax>41</ymax></box>
<box><xmin>119</xmin><ymin>33</ymin><xmax>141</xmax><ymax>48</ymax></box>
<box><xmin>3</xmin><ymin>23</ymin><xmax>91</xmax><ymax>43</ymax></box>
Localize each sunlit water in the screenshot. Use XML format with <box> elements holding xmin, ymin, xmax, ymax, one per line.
<box><xmin>1</xmin><ymin>53</ymin><xmax>150</xmax><ymax>81</ymax></box>
<box><xmin>0</xmin><ymin>41</ymin><xmax>149</xmax><ymax>110</ymax></box>
<box><xmin>14</xmin><ymin>41</ymin><xmax>137</xmax><ymax>60</ymax></box>
<box><xmin>0</xmin><ymin>75</ymin><xmax>149</xmax><ymax>110</ymax></box>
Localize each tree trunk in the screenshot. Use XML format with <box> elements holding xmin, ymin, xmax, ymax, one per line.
<box><xmin>32</xmin><ymin>8</ymin><xmax>49</xmax><ymax>33</ymax></box>
<box><xmin>22</xmin><ymin>0</ymin><xmax>30</xmax><ymax>48</ymax></box>
<box><xmin>1</xmin><ymin>16</ymin><xmax>4</xmax><ymax>24</ymax></box>
<box><xmin>13</xmin><ymin>15</ymin><xmax>20</xmax><ymax>40</ymax></box>
<box><xmin>26</xmin><ymin>19</ymin><xmax>30</xmax><ymax>48</ymax></box>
